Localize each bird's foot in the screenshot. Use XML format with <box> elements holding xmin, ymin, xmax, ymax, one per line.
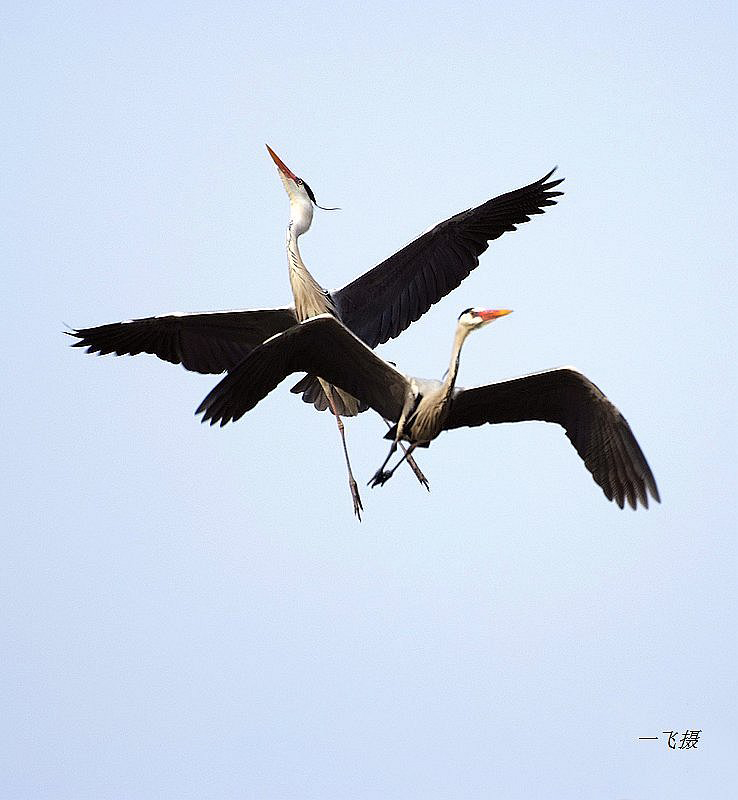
<box><xmin>406</xmin><ymin>457</ymin><xmax>430</xmax><ymax>491</ymax></box>
<box><xmin>349</xmin><ymin>478</ymin><xmax>363</xmax><ymax>520</ymax></box>
<box><xmin>368</xmin><ymin>469</ymin><xmax>393</xmax><ymax>489</ymax></box>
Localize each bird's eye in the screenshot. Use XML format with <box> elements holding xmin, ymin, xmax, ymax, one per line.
<box><xmin>296</xmin><ymin>178</ymin><xmax>303</xmax><ymax>186</ymax></box>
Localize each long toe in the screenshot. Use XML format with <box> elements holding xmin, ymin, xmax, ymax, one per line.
<box><xmin>350</xmin><ymin>480</ymin><xmax>363</xmax><ymax>521</ymax></box>
<box><xmin>403</xmin><ymin>453</ymin><xmax>428</xmax><ymax>489</ymax></box>
<box><xmin>410</xmin><ymin>464</ymin><xmax>430</xmax><ymax>491</ymax></box>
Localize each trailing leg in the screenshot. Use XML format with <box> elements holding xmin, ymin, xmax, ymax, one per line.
<box><xmin>383</xmin><ymin>419</ymin><xmax>429</xmax><ymax>490</ymax></box>
<box><xmin>324</xmin><ymin>384</ymin><xmax>363</xmax><ymax>520</ymax></box>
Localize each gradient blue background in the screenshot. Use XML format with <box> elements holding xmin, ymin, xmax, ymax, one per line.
<box><xmin>3</xmin><ymin>2</ymin><xmax>736</xmax><ymax>797</ymax></box>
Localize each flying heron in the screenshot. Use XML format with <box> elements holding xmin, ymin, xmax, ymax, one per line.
<box><xmin>69</xmin><ymin>147</ymin><xmax>564</xmax><ymax>517</ymax></box>
<box><xmin>196</xmin><ymin>310</ymin><xmax>660</xmax><ymax>510</ymax></box>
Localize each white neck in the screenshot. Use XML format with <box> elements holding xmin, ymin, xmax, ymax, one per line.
<box><xmin>286</xmin><ymin>221</ymin><xmax>331</xmax><ymax>321</ymax></box>
<box><xmin>288</xmin><ymin>193</ymin><xmax>314</xmax><ymax>238</ymax></box>
<box><xmin>442</xmin><ymin>324</ymin><xmax>471</xmax><ymax>395</ymax></box>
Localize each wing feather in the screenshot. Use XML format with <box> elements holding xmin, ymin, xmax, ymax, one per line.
<box><xmin>67</xmin><ymin>307</ymin><xmax>298</xmax><ymax>374</ymax></box>
<box><xmin>197</xmin><ymin>316</ymin><xmax>409</xmax><ymax>426</ymax></box>
<box><xmin>445</xmin><ymin>367</ymin><xmax>659</xmax><ymax>509</ymax></box>
<box><xmin>333</xmin><ymin>169</ymin><xmax>564</xmax><ymax>348</ymax></box>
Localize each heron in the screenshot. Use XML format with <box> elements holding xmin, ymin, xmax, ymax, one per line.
<box><xmin>69</xmin><ymin>146</ymin><xmax>564</xmax><ymax>517</ymax></box>
<box><xmin>196</xmin><ymin>310</ymin><xmax>660</xmax><ymax>510</ymax></box>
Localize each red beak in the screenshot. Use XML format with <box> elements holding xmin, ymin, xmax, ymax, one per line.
<box><xmin>477</xmin><ymin>309</ymin><xmax>513</xmax><ymax>320</ymax></box>
<box><xmin>265</xmin><ymin>144</ymin><xmax>298</xmax><ymax>181</ymax></box>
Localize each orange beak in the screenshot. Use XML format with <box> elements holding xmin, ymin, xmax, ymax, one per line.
<box><xmin>265</xmin><ymin>144</ymin><xmax>298</xmax><ymax>181</ymax></box>
<box><xmin>477</xmin><ymin>309</ymin><xmax>513</xmax><ymax>320</ymax></box>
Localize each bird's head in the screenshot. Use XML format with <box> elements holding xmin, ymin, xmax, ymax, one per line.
<box><xmin>457</xmin><ymin>307</ymin><xmax>513</xmax><ymax>334</ymax></box>
<box><xmin>266</xmin><ymin>145</ymin><xmax>338</xmax><ymax>237</ymax></box>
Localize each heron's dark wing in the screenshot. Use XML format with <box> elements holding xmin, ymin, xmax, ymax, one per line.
<box><xmin>67</xmin><ymin>307</ymin><xmax>298</xmax><ymax>374</ymax></box>
<box><xmin>197</xmin><ymin>315</ymin><xmax>409</xmax><ymax>426</ymax></box>
<box><xmin>446</xmin><ymin>367</ymin><xmax>660</xmax><ymax>509</ymax></box>
<box><xmin>332</xmin><ymin>169</ymin><xmax>563</xmax><ymax>348</ymax></box>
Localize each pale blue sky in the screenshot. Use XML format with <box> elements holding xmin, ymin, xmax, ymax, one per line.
<box><xmin>2</xmin><ymin>2</ymin><xmax>736</xmax><ymax>798</ymax></box>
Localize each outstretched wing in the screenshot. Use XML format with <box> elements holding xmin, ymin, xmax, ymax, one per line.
<box><xmin>197</xmin><ymin>315</ymin><xmax>409</xmax><ymax>426</ymax></box>
<box><xmin>67</xmin><ymin>307</ymin><xmax>298</xmax><ymax>374</ymax></box>
<box><xmin>446</xmin><ymin>367</ymin><xmax>660</xmax><ymax>509</ymax></box>
<box><xmin>332</xmin><ymin>169</ymin><xmax>563</xmax><ymax>348</ymax></box>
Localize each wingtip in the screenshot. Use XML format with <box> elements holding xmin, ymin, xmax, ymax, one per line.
<box><xmin>540</xmin><ymin>166</ymin><xmax>564</xmax><ymax>191</ymax></box>
<box><xmin>64</xmin><ymin>329</ymin><xmax>84</xmax><ymax>344</ymax></box>
<box><xmin>541</xmin><ymin>166</ymin><xmax>558</xmax><ymax>182</ymax></box>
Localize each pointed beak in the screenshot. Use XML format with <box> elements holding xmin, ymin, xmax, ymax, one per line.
<box><xmin>265</xmin><ymin>144</ymin><xmax>298</xmax><ymax>181</ymax></box>
<box><xmin>477</xmin><ymin>309</ymin><xmax>513</xmax><ymax>320</ymax></box>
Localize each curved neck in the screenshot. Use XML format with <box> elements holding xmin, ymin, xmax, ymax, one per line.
<box><xmin>441</xmin><ymin>324</ymin><xmax>470</xmax><ymax>396</ymax></box>
<box><xmin>286</xmin><ymin>223</ymin><xmax>330</xmax><ymax>321</ymax></box>
<box><xmin>286</xmin><ymin>222</ymin><xmax>305</xmax><ymax>273</ymax></box>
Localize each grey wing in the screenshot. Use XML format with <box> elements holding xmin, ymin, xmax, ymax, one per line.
<box><xmin>197</xmin><ymin>315</ymin><xmax>410</xmax><ymax>426</ymax></box>
<box><xmin>445</xmin><ymin>367</ymin><xmax>660</xmax><ymax>509</ymax></box>
<box><xmin>67</xmin><ymin>307</ymin><xmax>298</xmax><ymax>374</ymax></box>
<box><xmin>332</xmin><ymin>169</ymin><xmax>563</xmax><ymax>348</ymax></box>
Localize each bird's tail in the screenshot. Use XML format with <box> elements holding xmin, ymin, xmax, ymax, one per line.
<box><xmin>290</xmin><ymin>373</ymin><xmax>368</xmax><ymax>417</ymax></box>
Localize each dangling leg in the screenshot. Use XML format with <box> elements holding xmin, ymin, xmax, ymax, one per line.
<box><xmin>324</xmin><ymin>385</ymin><xmax>363</xmax><ymax>520</ymax></box>
<box><xmin>370</xmin><ymin>443</ymin><xmax>419</xmax><ymax>488</ymax></box>
<box><xmin>383</xmin><ymin>419</ymin><xmax>429</xmax><ymax>491</ymax></box>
